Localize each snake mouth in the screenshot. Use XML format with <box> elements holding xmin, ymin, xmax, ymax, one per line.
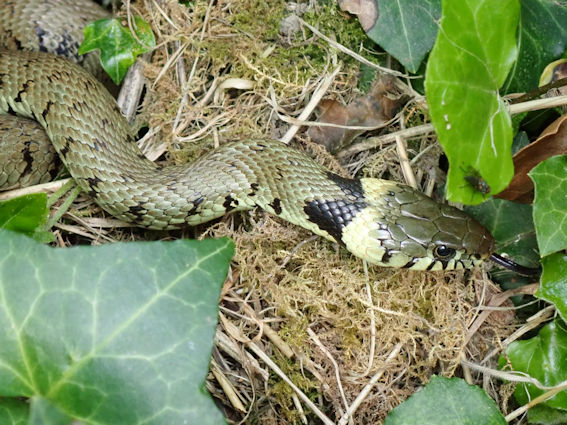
<box><xmin>489</xmin><ymin>253</ymin><xmax>541</xmax><ymax>277</ymax></box>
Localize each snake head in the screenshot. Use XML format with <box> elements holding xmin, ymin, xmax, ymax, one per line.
<box><xmin>342</xmin><ymin>179</ymin><xmax>495</xmax><ymax>270</ymax></box>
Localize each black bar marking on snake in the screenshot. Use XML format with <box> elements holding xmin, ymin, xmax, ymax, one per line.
<box><xmin>60</xmin><ymin>136</ymin><xmax>75</xmax><ymax>158</ymax></box>
<box><xmin>426</xmin><ymin>261</ymin><xmax>437</xmax><ymax>271</ymax></box>
<box><xmin>304</xmin><ymin>174</ymin><xmax>367</xmax><ymax>242</ymax></box>
<box><xmin>187</xmin><ymin>195</ymin><xmax>205</xmax><ymax>215</ymax></box>
<box><xmin>268</xmin><ymin>198</ymin><xmax>282</xmax><ymax>215</ymax></box>
<box><xmin>86</xmin><ymin>176</ymin><xmax>102</xmax><ymax>194</ymax></box>
<box><xmin>249</xmin><ymin>182</ymin><xmax>259</xmax><ymax>197</ymax></box>
<box><xmin>381</xmin><ymin>252</ymin><xmax>392</xmax><ymax>264</ymax></box>
<box><xmin>21</xmin><ymin>141</ymin><xmax>34</xmax><ymax>176</ymax></box>
<box><xmin>128</xmin><ymin>204</ymin><xmax>146</xmax><ymax>218</ymax></box>
<box><xmin>325</xmin><ymin>172</ymin><xmax>365</xmax><ymax>200</ymax></box>
<box><xmin>304</xmin><ymin>198</ymin><xmax>367</xmax><ymax>243</ymax></box>
<box><xmin>14</xmin><ymin>80</ymin><xmax>33</xmax><ymax>103</ymax></box>
<box><xmin>223</xmin><ymin>195</ymin><xmax>238</xmax><ymax>212</ymax></box>
<box><xmin>402</xmin><ymin>258</ymin><xmax>419</xmax><ymax>268</ymax></box>
<box><xmin>35</xmin><ymin>26</ymin><xmax>49</xmax><ymax>53</ymax></box>
<box><xmin>41</xmin><ymin>100</ymin><xmax>54</xmax><ymax>121</ymax></box>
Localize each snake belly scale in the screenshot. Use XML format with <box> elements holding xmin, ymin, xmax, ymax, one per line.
<box><xmin>0</xmin><ymin>19</ymin><xmax>495</xmax><ymax>271</ymax></box>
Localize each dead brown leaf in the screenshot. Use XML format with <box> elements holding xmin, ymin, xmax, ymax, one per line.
<box><xmin>307</xmin><ymin>75</ymin><xmax>409</xmax><ymax>152</ymax></box>
<box><xmin>338</xmin><ymin>0</ymin><xmax>378</xmax><ymax>32</ymax></box>
<box><xmin>497</xmin><ymin>114</ymin><xmax>567</xmax><ymax>203</ymax></box>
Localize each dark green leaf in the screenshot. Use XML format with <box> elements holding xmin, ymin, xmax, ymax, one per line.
<box><xmin>511</xmin><ymin>130</ymin><xmax>530</xmax><ymax>155</ymax></box>
<box><xmin>526</xmin><ymin>403</ymin><xmax>567</xmax><ymax>425</ymax></box>
<box><xmin>366</xmin><ymin>0</ymin><xmax>441</xmax><ymax>73</ymax></box>
<box><xmin>425</xmin><ymin>0</ymin><xmax>519</xmax><ymax>204</ymax></box>
<box><xmin>530</xmin><ymin>155</ymin><xmax>567</xmax><ymax>256</ymax></box>
<box><xmin>466</xmin><ymin>198</ymin><xmax>539</xmax><ymax>269</ymax></box>
<box><xmin>500</xmin><ymin>320</ymin><xmax>567</xmax><ymax>411</ymax></box>
<box><xmin>0</xmin><ymin>399</ymin><xmax>28</xmax><ymax>425</ymax></box>
<box><xmin>0</xmin><ymin>194</ymin><xmax>53</xmax><ymax>242</ymax></box>
<box><xmin>79</xmin><ymin>16</ymin><xmax>155</xmax><ymax>84</ymax></box>
<box><xmin>384</xmin><ymin>376</ymin><xmax>506</xmax><ymax>425</ymax></box>
<box><xmin>0</xmin><ymin>230</ymin><xmax>233</xmax><ymax>425</ymax></box>
<box><xmin>502</xmin><ymin>0</ymin><xmax>567</xmax><ymax>94</ymax></box>
<box><xmin>537</xmin><ymin>253</ymin><xmax>567</xmax><ymax>322</ymax></box>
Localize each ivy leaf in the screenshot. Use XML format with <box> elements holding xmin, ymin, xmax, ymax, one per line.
<box><xmin>29</xmin><ymin>398</ymin><xmax>72</xmax><ymax>425</ymax></box>
<box><xmin>466</xmin><ymin>198</ymin><xmax>539</xmax><ymax>287</ymax></box>
<box><xmin>530</xmin><ymin>155</ymin><xmax>567</xmax><ymax>257</ymax></box>
<box><xmin>466</xmin><ymin>198</ymin><xmax>539</xmax><ymax>268</ymax></box>
<box><xmin>0</xmin><ymin>399</ymin><xmax>28</xmax><ymax>425</ymax></box>
<box><xmin>526</xmin><ymin>404</ymin><xmax>567</xmax><ymax>425</ymax></box>
<box><xmin>537</xmin><ymin>253</ymin><xmax>567</xmax><ymax>322</ymax></box>
<box><xmin>384</xmin><ymin>376</ymin><xmax>506</xmax><ymax>425</ymax></box>
<box><xmin>0</xmin><ymin>194</ymin><xmax>53</xmax><ymax>243</ymax></box>
<box><xmin>425</xmin><ymin>0</ymin><xmax>519</xmax><ymax>204</ymax></box>
<box><xmin>500</xmin><ymin>320</ymin><xmax>567</xmax><ymax>416</ymax></box>
<box><xmin>365</xmin><ymin>0</ymin><xmax>441</xmax><ymax>73</ymax></box>
<box><xmin>502</xmin><ymin>0</ymin><xmax>567</xmax><ymax>94</ymax></box>
<box><xmin>0</xmin><ymin>230</ymin><xmax>233</xmax><ymax>425</ymax></box>
<box><xmin>79</xmin><ymin>16</ymin><xmax>155</xmax><ymax>84</ymax></box>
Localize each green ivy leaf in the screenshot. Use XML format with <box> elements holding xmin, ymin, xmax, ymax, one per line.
<box><xmin>530</xmin><ymin>155</ymin><xmax>567</xmax><ymax>257</ymax></box>
<box><xmin>0</xmin><ymin>194</ymin><xmax>53</xmax><ymax>243</ymax></box>
<box><xmin>29</xmin><ymin>398</ymin><xmax>72</xmax><ymax>425</ymax></box>
<box><xmin>384</xmin><ymin>376</ymin><xmax>506</xmax><ymax>425</ymax></box>
<box><xmin>466</xmin><ymin>198</ymin><xmax>539</xmax><ymax>268</ymax></box>
<box><xmin>0</xmin><ymin>230</ymin><xmax>233</xmax><ymax>425</ymax></box>
<box><xmin>502</xmin><ymin>0</ymin><xmax>567</xmax><ymax>94</ymax></box>
<box><xmin>500</xmin><ymin>320</ymin><xmax>567</xmax><ymax>414</ymax></box>
<box><xmin>0</xmin><ymin>398</ymin><xmax>28</xmax><ymax>425</ymax></box>
<box><xmin>537</xmin><ymin>253</ymin><xmax>567</xmax><ymax>322</ymax></box>
<box><xmin>365</xmin><ymin>0</ymin><xmax>441</xmax><ymax>73</ymax></box>
<box><xmin>526</xmin><ymin>403</ymin><xmax>567</xmax><ymax>425</ymax></box>
<box><xmin>79</xmin><ymin>16</ymin><xmax>155</xmax><ymax>84</ymax></box>
<box><xmin>425</xmin><ymin>0</ymin><xmax>519</xmax><ymax>204</ymax></box>
<box><xmin>466</xmin><ymin>198</ymin><xmax>539</xmax><ymax>287</ymax></box>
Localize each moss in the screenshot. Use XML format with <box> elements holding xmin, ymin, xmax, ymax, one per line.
<box><xmin>269</xmin><ymin>348</ymin><xmax>320</xmax><ymax>423</ymax></box>
<box><xmin>231</xmin><ymin>0</ymin><xmax>286</xmax><ymax>39</ymax></box>
<box><xmin>303</xmin><ymin>3</ymin><xmax>379</xmax><ymax>64</ymax></box>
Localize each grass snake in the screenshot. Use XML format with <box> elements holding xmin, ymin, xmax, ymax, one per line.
<box><xmin>0</xmin><ymin>0</ymin><xmax>536</xmax><ymax>274</ymax></box>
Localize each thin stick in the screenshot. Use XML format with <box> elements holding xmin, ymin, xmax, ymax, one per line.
<box><xmin>338</xmin><ymin>94</ymin><xmax>567</xmax><ymax>158</ymax></box>
<box><xmin>279</xmin><ymin>65</ymin><xmax>342</xmax><ymax>144</ymax></box>
<box><xmin>0</xmin><ymin>178</ymin><xmax>72</xmax><ymax>201</ymax></box>
<box><xmin>461</xmin><ymin>359</ymin><xmax>563</xmax><ymax>390</ymax></box>
<box><xmin>338</xmin><ymin>343</ymin><xmax>403</xmax><ymax>425</ymax></box>
<box><xmin>297</xmin><ymin>17</ymin><xmax>408</xmax><ymax>78</ymax></box>
<box><xmin>395</xmin><ymin>135</ymin><xmax>417</xmax><ymax>189</ymax></box>
<box><xmin>510</xmin><ymin>76</ymin><xmax>567</xmax><ymax>104</ymax></box>
<box><xmin>246</xmin><ymin>342</ymin><xmax>335</xmax><ymax>425</ymax></box>
<box><xmin>307</xmin><ymin>328</ymin><xmax>350</xmax><ymax>414</ymax></box>
<box><xmin>505</xmin><ymin>381</ymin><xmax>567</xmax><ymax>422</ymax></box>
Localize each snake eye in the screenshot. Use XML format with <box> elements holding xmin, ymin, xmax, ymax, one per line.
<box><xmin>433</xmin><ymin>245</ymin><xmax>456</xmax><ymax>260</ymax></box>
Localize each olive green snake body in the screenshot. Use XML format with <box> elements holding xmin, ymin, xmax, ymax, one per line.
<box><xmin>0</xmin><ymin>0</ymin><xmax>503</xmax><ymax>271</ymax></box>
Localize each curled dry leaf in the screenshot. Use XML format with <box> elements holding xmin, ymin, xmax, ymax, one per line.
<box><xmin>497</xmin><ymin>114</ymin><xmax>567</xmax><ymax>203</ymax></box>
<box><xmin>540</xmin><ymin>58</ymin><xmax>567</xmax><ymax>96</ymax></box>
<box><xmin>308</xmin><ymin>75</ymin><xmax>409</xmax><ymax>152</ymax></box>
<box><xmin>338</xmin><ymin>0</ymin><xmax>378</xmax><ymax>32</ymax></box>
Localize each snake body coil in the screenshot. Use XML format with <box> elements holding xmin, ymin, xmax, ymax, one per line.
<box><xmin>0</xmin><ymin>1</ymin><xmax>496</xmax><ymax>271</ymax></box>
